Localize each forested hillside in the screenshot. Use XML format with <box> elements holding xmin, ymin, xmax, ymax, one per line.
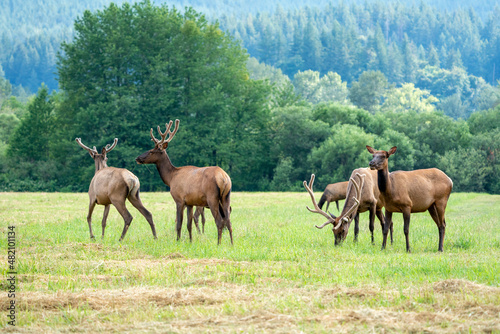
<box><xmin>0</xmin><ymin>1</ymin><xmax>499</xmax><ymax>194</ymax></box>
<box><xmin>219</xmin><ymin>2</ymin><xmax>500</xmax><ymax>118</ymax></box>
<box><xmin>1</xmin><ymin>0</ymin><xmax>499</xmax><ymax>98</ymax></box>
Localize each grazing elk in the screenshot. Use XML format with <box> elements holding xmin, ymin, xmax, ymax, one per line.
<box><xmin>76</xmin><ymin>138</ymin><xmax>157</xmax><ymax>241</ymax></box>
<box><xmin>135</xmin><ymin>120</ymin><xmax>233</xmax><ymax>244</ymax></box>
<box><xmin>318</xmin><ymin>181</ymin><xmax>348</xmax><ymax>213</ymax></box>
<box><xmin>304</xmin><ymin>168</ymin><xmax>391</xmax><ymax>245</ymax></box>
<box><xmin>366</xmin><ymin>146</ymin><xmax>453</xmax><ymax>252</ymax></box>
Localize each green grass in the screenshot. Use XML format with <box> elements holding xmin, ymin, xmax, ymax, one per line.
<box><xmin>1</xmin><ymin>191</ymin><xmax>499</xmax><ymax>333</ymax></box>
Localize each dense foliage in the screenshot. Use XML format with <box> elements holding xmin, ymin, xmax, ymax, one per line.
<box><xmin>1</xmin><ymin>0</ymin><xmax>499</xmax><ymax>116</ymax></box>
<box><xmin>220</xmin><ymin>2</ymin><xmax>500</xmax><ymax>118</ymax></box>
<box><xmin>0</xmin><ymin>1</ymin><xmax>499</xmax><ymax>193</ymax></box>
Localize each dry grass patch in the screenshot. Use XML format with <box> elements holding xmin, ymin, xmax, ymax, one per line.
<box><xmin>433</xmin><ymin>278</ymin><xmax>500</xmax><ymax>294</ymax></box>
<box><xmin>4</xmin><ymin>286</ymin><xmax>235</xmax><ymax>312</ymax></box>
<box><xmin>6</xmin><ymin>279</ymin><xmax>500</xmax><ymax>333</ymax></box>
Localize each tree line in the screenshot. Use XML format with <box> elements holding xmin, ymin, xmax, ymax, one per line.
<box><xmin>1</xmin><ymin>0</ymin><xmax>499</xmax><ymax>106</ymax></box>
<box><xmin>219</xmin><ymin>2</ymin><xmax>500</xmax><ymax>118</ymax></box>
<box><xmin>0</xmin><ymin>1</ymin><xmax>499</xmax><ymax>194</ymax></box>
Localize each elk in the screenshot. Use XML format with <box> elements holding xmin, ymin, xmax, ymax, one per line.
<box><xmin>135</xmin><ymin>119</ymin><xmax>233</xmax><ymax>244</ymax></box>
<box><xmin>366</xmin><ymin>146</ymin><xmax>453</xmax><ymax>252</ymax></box>
<box><xmin>318</xmin><ymin>181</ymin><xmax>348</xmax><ymax>212</ymax></box>
<box><xmin>76</xmin><ymin>138</ymin><xmax>157</xmax><ymax>241</ymax></box>
<box><xmin>304</xmin><ymin>168</ymin><xmax>391</xmax><ymax>245</ymax></box>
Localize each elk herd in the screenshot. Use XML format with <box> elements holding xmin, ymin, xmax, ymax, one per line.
<box><xmin>77</xmin><ymin>120</ymin><xmax>453</xmax><ymax>252</ymax></box>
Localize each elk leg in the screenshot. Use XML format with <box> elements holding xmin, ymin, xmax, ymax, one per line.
<box><xmin>87</xmin><ymin>200</ymin><xmax>97</xmax><ymax>240</ymax></box>
<box><xmin>193</xmin><ymin>207</ymin><xmax>202</xmax><ymax>234</ymax></box>
<box><xmin>325</xmin><ymin>201</ymin><xmax>330</xmax><ymax>213</ymax></box>
<box><xmin>353</xmin><ymin>212</ymin><xmax>360</xmax><ymax>242</ymax></box>
<box><xmin>428</xmin><ymin>202</ymin><xmax>446</xmax><ymax>252</ymax></box>
<box><xmin>101</xmin><ymin>204</ymin><xmax>110</xmax><ymax>239</ymax></box>
<box><xmin>186</xmin><ymin>206</ymin><xmax>194</xmax><ymax>242</ymax></box>
<box><xmin>113</xmin><ymin>201</ymin><xmax>133</xmax><ymax>242</ymax></box>
<box><xmin>222</xmin><ymin>203</ymin><xmax>233</xmax><ymax>245</ymax></box>
<box><xmin>207</xmin><ymin>201</ymin><xmax>223</xmax><ymax>245</ymax></box>
<box><xmin>375</xmin><ymin>209</ymin><xmax>385</xmax><ymax>244</ymax></box>
<box><xmin>369</xmin><ymin>208</ymin><xmax>376</xmax><ymax>244</ymax></box>
<box><xmin>390</xmin><ymin>219</ymin><xmax>394</xmax><ymax>245</ymax></box>
<box><xmin>402</xmin><ymin>209</ymin><xmax>412</xmax><ymax>253</ymax></box>
<box><xmin>381</xmin><ymin>210</ymin><xmax>393</xmax><ymax>250</ymax></box>
<box><xmin>201</xmin><ymin>207</ymin><xmax>206</xmax><ymax>234</ymax></box>
<box><xmin>227</xmin><ymin>218</ymin><xmax>233</xmax><ymax>245</ymax></box>
<box><xmin>128</xmin><ymin>194</ymin><xmax>157</xmax><ymax>239</ymax></box>
<box><xmin>439</xmin><ymin>220</ymin><xmax>446</xmax><ymax>252</ymax></box>
<box><xmin>176</xmin><ymin>203</ymin><xmax>184</xmax><ymax>241</ymax></box>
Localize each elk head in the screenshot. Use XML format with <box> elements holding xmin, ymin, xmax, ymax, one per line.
<box><xmin>76</xmin><ymin>137</ymin><xmax>118</xmax><ymax>172</ymax></box>
<box><xmin>366</xmin><ymin>146</ymin><xmax>397</xmax><ymax>171</ymax></box>
<box><xmin>303</xmin><ymin>173</ymin><xmax>365</xmax><ymax>245</ymax></box>
<box><xmin>135</xmin><ymin>119</ymin><xmax>180</xmax><ymax>165</ymax></box>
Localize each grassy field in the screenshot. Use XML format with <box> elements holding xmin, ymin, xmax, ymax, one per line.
<box><xmin>1</xmin><ymin>191</ymin><xmax>499</xmax><ymax>333</ymax></box>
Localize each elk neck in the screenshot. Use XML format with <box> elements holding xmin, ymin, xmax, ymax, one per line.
<box><xmin>376</xmin><ymin>166</ymin><xmax>391</xmax><ymax>195</ymax></box>
<box><xmin>94</xmin><ymin>159</ymin><xmax>108</xmax><ymax>174</ymax></box>
<box><xmin>155</xmin><ymin>152</ymin><xmax>178</xmax><ymax>187</ymax></box>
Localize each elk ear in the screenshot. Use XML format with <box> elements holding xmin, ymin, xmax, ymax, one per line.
<box><xmin>388</xmin><ymin>146</ymin><xmax>397</xmax><ymax>156</ymax></box>
<box><xmin>366</xmin><ymin>145</ymin><xmax>375</xmax><ymax>154</ymax></box>
<box><xmin>161</xmin><ymin>142</ymin><xmax>169</xmax><ymax>150</ymax></box>
<box><xmin>101</xmin><ymin>147</ymin><xmax>107</xmax><ymax>155</ymax></box>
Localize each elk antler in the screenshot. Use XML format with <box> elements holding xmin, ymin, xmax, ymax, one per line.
<box><xmin>76</xmin><ymin>138</ymin><xmax>98</xmax><ymax>157</ymax></box>
<box><xmin>303</xmin><ymin>174</ymin><xmax>337</xmax><ymax>229</ymax></box>
<box><xmin>336</xmin><ymin>173</ymin><xmax>366</xmax><ymax>228</ymax></box>
<box><xmin>150</xmin><ymin>119</ymin><xmax>180</xmax><ymax>147</ymax></box>
<box><xmin>104</xmin><ymin>138</ymin><xmax>118</xmax><ymax>153</ymax></box>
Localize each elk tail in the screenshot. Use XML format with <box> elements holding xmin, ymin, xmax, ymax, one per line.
<box><xmin>216</xmin><ymin>172</ymin><xmax>232</xmax><ymax>220</ymax></box>
<box><xmin>126</xmin><ymin>172</ymin><xmax>141</xmax><ymax>200</ymax></box>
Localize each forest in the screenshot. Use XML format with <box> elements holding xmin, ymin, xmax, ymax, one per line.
<box><xmin>0</xmin><ymin>0</ymin><xmax>499</xmax><ymax>194</ymax></box>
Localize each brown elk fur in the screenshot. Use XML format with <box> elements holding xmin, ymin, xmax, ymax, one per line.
<box><xmin>76</xmin><ymin>138</ymin><xmax>157</xmax><ymax>241</ymax></box>
<box><xmin>366</xmin><ymin>145</ymin><xmax>453</xmax><ymax>252</ymax></box>
<box><xmin>135</xmin><ymin>120</ymin><xmax>232</xmax><ymax>244</ymax></box>
<box><xmin>318</xmin><ymin>181</ymin><xmax>348</xmax><ymax>212</ymax></box>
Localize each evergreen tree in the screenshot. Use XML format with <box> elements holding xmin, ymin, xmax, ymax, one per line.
<box><xmin>302</xmin><ymin>20</ymin><xmax>322</xmax><ymax>71</ymax></box>
<box><xmin>386</xmin><ymin>42</ymin><xmax>404</xmax><ymax>84</ymax></box>
<box><xmin>373</xmin><ymin>25</ymin><xmax>389</xmax><ymax>75</ymax></box>
<box><xmin>428</xmin><ymin>42</ymin><xmax>440</xmax><ymax>67</ymax></box>
<box><xmin>402</xmin><ymin>35</ymin><xmax>419</xmax><ymax>83</ymax></box>
<box><xmin>8</xmin><ymin>85</ymin><xmax>54</xmax><ymax>161</ymax></box>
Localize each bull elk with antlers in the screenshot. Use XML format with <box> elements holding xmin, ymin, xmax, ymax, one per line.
<box><xmin>366</xmin><ymin>146</ymin><xmax>453</xmax><ymax>252</ymax></box>
<box><xmin>76</xmin><ymin>138</ymin><xmax>157</xmax><ymax>241</ymax></box>
<box><xmin>304</xmin><ymin>168</ymin><xmax>391</xmax><ymax>245</ymax></box>
<box><xmin>135</xmin><ymin>119</ymin><xmax>233</xmax><ymax>244</ymax></box>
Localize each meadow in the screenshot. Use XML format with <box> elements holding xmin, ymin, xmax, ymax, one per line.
<box><xmin>1</xmin><ymin>191</ymin><xmax>499</xmax><ymax>333</ymax></box>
